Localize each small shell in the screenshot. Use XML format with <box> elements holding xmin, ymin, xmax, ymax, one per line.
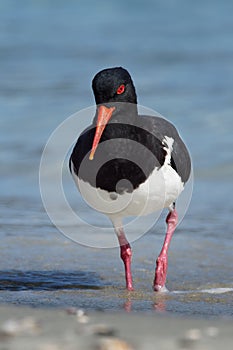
<box><xmin>76</xmin><ymin>309</ymin><xmax>89</xmax><ymax>324</ymax></box>
<box><xmin>204</xmin><ymin>326</ymin><xmax>219</xmax><ymax>337</ymax></box>
<box><xmin>66</xmin><ymin>308</ymin><xmax>89</xmax><ymax>323</ymax></box>
<box><xmin>98</xmin><ymin>338</ymin><xmax>134</xmax><ymax>350</ymax></box>
<box><xmin>178</xmin><ymin>328</ymin><xmax>202</xmax><ymax>349</ymax></box>
<box><xmin>0</xmin><ymin>317</ymin><xmax>40</xmax><ymax>336</ymax></box>
<box><xmin>90</xmin><ymin>324</ymin><xmax>117</xmax><ymax>337</ymax></box>
<box><xmin>184</xmin><ymin>328</ymin><xmax>202</xmax><ymax>341</ymax></box>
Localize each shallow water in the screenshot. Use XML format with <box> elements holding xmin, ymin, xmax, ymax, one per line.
<box><xmin>1</xmin><ymin>0</ymin><xmax>233</xmax><ymax>318</ymax></box>
<box><xmin>1</xmin><ymin>190</ymin><xmax>233</xmax><ymax>318</ymax></box>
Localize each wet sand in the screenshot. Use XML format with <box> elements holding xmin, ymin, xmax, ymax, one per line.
<box><xmin>1</xmin><ymin>219</ymin><xmax>233</xmax><ymax>318</ymax></box>
<box><xmin>0</xmin><ymin>305</ymin><xmax>233</xmax><ymax>350</ymax></box>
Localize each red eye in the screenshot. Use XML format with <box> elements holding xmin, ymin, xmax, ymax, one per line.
<box><xmin>116</xmin><ymin>84</ymin><xmax>125</xmax><ymax>95</ymax></box>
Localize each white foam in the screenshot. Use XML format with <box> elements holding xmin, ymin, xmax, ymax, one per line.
<box><xmin>200</xmin><ymin>288</ymin><xmax>233</xmax><ymax>294</ymax></box>
<box><xmin>172</xmin><ymin>287</ymin><xmax>233</xmax><ymax>295</ymax></box>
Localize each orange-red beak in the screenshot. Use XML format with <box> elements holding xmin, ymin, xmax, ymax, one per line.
<box><xmin>89</xmin><ymin>105</ymin><xmax>115</xmax><ymax>160</ymax></box>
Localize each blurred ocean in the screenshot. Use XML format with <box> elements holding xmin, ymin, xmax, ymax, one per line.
<box><xmin>0</xmin><ymin>0</ymin><xmax>233</xmax><ymax>317</ymax></box>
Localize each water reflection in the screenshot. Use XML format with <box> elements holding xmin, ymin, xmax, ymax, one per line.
<box><xmin>123</xmin><ymin>294</ymin><xmax>168</xmax><ymax>313</ymax></box>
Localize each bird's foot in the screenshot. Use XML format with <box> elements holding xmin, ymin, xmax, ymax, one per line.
<box><xmin>153</xmin><ymin>284</ymin><xmax>169</xmax><ymax>293</ymax></box>
<box><xmin>125</xmin><ymin>271</ymin><xmax>134</xmax><ymax>291</ymax></box>
<box><xmin>153</xmin><ymin>255</ymin><xmax>168</xmax><ymax>292</ymax></box>
<box><xmin>126</xmin><ymin>284</ymin><xmax>134</xmax><ymax>291</ymax></box>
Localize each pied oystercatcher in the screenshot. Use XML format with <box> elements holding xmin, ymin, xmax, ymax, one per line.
<box><xmin>69</xmin><ymin>67</ymin><xmax>191</xmax><ymax>291</ymax></box>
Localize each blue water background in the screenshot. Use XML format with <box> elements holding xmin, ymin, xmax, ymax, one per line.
<box><xmin>0</xmin><ymin>0</ymin><xmax>233</xmax><ymax>317</ymax></box>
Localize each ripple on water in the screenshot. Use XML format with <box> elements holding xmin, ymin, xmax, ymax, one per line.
<box><xmin>0</xmin><ymin>270</ymin><xmax>104</xmax><ymax>291</ymax></box>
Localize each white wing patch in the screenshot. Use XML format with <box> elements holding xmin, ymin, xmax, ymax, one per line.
<box><xmin>162</xmin><ymin>136</ymin><xmax>174</xmax><ymax>166</ymax></box>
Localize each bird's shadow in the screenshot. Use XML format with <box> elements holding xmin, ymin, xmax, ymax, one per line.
<box><xmin>0</xmin><ymin>270</ymin><xmax>104</xmax><ymax>291</ymax></box>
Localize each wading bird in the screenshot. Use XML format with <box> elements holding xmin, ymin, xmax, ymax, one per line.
<box><xmin>70</xmin><ymin>67</ymin><xmax>191</xmax><ymax>291</ymax></box>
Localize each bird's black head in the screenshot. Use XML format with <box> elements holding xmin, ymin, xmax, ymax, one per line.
<box><xmin>89</xmin><ymin>67</ymin><xmax>138</xmax><ymax>160</ymax></box>
<box><xmin>92</xmin><ymin>67</ymin><xmax>137</xmax><ymax>105</ymax></box>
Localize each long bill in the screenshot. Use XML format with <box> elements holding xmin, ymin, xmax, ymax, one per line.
<box><xmin>89</xmin><ymin>105</ymin><xmax>115</xmax><ymax>160</ymax></box>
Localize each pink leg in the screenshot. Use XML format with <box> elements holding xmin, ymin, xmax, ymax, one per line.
<box><xmin>153</xmin><ymin>208</ymin><xmax>178</xmax><ymax>292</ymax></box>
<box><xmin>116</xmin><ymin>227</ymin><xmax>134</xmax><ymax>291</ymax></box>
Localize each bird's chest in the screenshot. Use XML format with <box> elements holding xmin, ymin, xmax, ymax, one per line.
<box><xmin>72</xmin><ymin>161</ymin><xmax>184</xmax><ymax>218</ymax></box>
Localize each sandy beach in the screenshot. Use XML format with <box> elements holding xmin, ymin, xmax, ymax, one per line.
<box><xmin>0</xmin><ymin>305</ymin><xmax>233</xmax><ymax>350</ymax></box>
